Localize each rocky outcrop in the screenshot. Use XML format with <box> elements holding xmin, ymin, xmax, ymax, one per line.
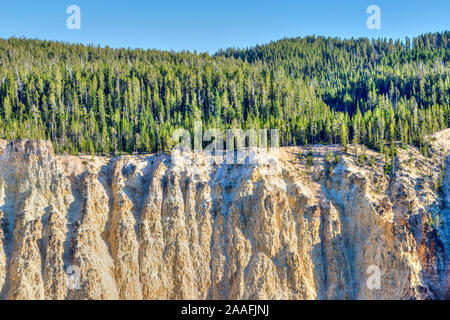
<box><xmin>0</xmin><ymin>130</ymin><xmax>449</xmax><ymax>300</ymax></box>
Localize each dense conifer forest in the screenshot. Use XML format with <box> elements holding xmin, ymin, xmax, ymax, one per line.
<box><xmin>0</xmin><ymin>32</ymin><xmax>449</xmax><ymax>155</ymax></box>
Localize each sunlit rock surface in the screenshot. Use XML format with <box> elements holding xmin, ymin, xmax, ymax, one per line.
<box><xmin>0</xmin><ymin>129</ymin><xmax>449</xmax><ymax>300</ymax></box>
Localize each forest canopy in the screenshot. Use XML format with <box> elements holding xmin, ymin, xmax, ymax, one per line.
<box><xmin>0</xmin><ymin>32</ymin><xmax>449</xmax><ymax>155</ymax></box>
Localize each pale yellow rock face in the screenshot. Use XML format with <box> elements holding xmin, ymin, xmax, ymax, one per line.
<box><xmin>0</xmin><ymin>131</ymin><xmax>448</xmax><ymax>300</ymax></box>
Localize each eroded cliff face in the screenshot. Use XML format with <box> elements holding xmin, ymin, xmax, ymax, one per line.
<box><xmin>0</xmin><ymin>131</ymin><xmax>449</xmax><ymax>300</ymax></box>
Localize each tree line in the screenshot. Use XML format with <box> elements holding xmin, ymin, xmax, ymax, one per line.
<box><xmin>0</xmin><ymin>32</ymin><xmax>449</xmax><ymax>156</ymax></box>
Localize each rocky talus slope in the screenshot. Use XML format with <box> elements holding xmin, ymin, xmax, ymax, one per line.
<box><xmin>0</xmin><ymin>130</ymin><xmax>449</xmax><ymax>300</ymax></box>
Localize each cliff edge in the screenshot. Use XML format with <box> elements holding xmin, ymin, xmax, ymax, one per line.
<box><xmin>0</xmin><ymin>130</ymin><xmax>449</xmax><ymax>299</ymax></box>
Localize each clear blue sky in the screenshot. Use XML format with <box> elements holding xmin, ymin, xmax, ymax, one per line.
<box><xmin>0</xmin><ymin>0</ymin><xmax>449</xmax><ymax>53</ymax></box>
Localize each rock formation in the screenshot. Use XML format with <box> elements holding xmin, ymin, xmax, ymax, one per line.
<box><xmin>0</xmin><ymin>129</ymin><xmax>449</xmax><ymax>300</ymax></box>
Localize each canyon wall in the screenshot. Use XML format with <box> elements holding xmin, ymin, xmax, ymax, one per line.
<box><xmin>0</xmin><ymin>131</ymin><xmax>448</xmax><ymax>300</ymax></box>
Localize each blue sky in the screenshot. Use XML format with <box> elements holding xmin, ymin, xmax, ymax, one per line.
<box><xmin>0</xmin><ymin>0</ymin><xmax>449</xmax><ymax>53</ymax></box>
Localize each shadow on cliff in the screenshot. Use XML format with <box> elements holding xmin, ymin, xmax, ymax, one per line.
<box><xmin>412</xmin><ymin>153</ymin><xmax>450</xmax><ymax>299</ymax></box>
